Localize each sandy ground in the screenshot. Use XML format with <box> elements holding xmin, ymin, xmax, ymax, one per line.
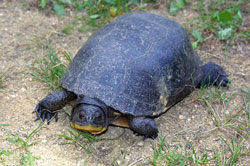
<box><xmin>0</xmin><ymin>0</ymin><xmax>249</xmax><ymax>166</ymax></box>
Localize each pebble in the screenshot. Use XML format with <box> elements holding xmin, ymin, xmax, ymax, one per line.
<box><xmin>179</xmin><ymin>115</ymin><xmax>185</xmax><ymax>120</ymax></box>
<box><xmin>137</xmin><ymin>141</ymin><xmax>144</xmax><ymax>147</ymax></box>
<box><xmin>97</xmin><ymin>164</ymin><xmax>105</xmax><ymax>166</ymax></box>
<box><xmin>10</xmin><ymin>94</ymin><xmax>16</xmax><ymax>98</ymax></box>
<box><xmin>125</xmin><ymin>156</ymin><xmax>130</xmax><ymax>160</ymax></box>
<box><xmin>41</xmin><ymin>139</ymin><xmax>47</xmax><ymax>143</ymax></box>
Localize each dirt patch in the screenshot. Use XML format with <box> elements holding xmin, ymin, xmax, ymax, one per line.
<box><xmin>0</xmin><ymin>1</ymin><xmax>249</xmax><ymax>166</ymax></box>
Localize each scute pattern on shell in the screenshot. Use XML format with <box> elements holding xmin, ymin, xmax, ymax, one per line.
<box><xmin>61</xmin><ymin>13</ymin><xmax>203</xmax><ymax>116</ymax></box>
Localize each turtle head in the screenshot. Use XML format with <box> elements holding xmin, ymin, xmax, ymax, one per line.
<box><xmin>70</xmin><ymin>96</ymin><xmax>111</xmax><ymax>134</ymax></box>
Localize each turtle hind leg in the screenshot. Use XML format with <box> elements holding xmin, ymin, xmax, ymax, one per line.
<box><xmin>128</xmin><ymin>117</ymin><xmax>158</xmax><ymax>139</ymax></box>
<box><xmin>33</xmin><ymin>89</ymin><xmax>76</xmax><ymax>124</ymax></box>
<box><xmin>196</xmin><ymin>62</ymin><xmax>230</xmax><ymax>88</ymax></box>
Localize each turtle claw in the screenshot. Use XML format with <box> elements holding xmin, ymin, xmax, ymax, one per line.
<box><xmin>143</xmin><ymin>131</ymin><xmax>158</xmax><ymax>140</ymax></box>
<box><xmin>215</xmin><ymin>72</ymin><xmax>230</xmax><ymax>87</ymax></box>
<box><xmin>33</xmin><ymin>101</ymin><xmax>58</xmax><ymax>124</ymax></box>
<box><xmin>134</xmin><ymin>130</ymin><xmax>158</xmax><ymax>140</ymax></box>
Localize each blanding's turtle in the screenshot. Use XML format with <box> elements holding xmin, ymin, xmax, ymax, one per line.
<box><xmin>33</xmin><ymin>13</ymin><xmax>229</xmax><ymax>138</ymax></box>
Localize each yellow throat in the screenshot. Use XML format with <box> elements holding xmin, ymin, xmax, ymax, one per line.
<box><xmin>70</xmin><ymin>122</ymin><xmax>107</xmax><ymax>134</ymax></box>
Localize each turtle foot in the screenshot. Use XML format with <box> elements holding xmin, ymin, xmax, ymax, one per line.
<box><xmin>33</xmin><ymin>90</ymin><xmax>76</xmax><ymax>124</ymax></box>
<box><xmin>33</xmin><ymin>101</ymin><xmax>59</xmax><ymax>124</ymax></box>
<box><xmin>197</xmin><ymin>62</ymin><xmax>230</xmax><ymax>88</ymax></box>
<box><xmin>129</xmin><ymin>117</ymin><xmax>158</xmax><ymax>139</ymax></box>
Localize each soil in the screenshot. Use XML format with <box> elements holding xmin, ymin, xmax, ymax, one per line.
<box><xmin>0</xmin><ymin>0</ymin><xmax>249</xmax><ymax>166</ymax></box>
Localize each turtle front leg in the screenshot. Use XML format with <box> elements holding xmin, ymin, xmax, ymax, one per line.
<box><xmin>33</xmin><ymin>89</ymin><xmax>76</xmax><ymax>124</ymax></box>
<box><xmin>197</xmin><ymin>62</ymin><xmax>230</xmax><ymax>88</ymax></box>
<box><xmin>128</xmin><ymin>117</ymin><xmax>158</xmax><ymax>139</ymax></box>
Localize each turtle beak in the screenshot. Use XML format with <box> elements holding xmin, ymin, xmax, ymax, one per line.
<box><xmin>86</xmin><ymin>115</ymin><xmax>94</xmax><ymax>123</ymax></box>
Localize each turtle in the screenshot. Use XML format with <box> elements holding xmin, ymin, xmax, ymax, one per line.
<box><xmin>33</xmin><ymin>13</ymin><xmax>229</xmax><ymax>138</ymax></box>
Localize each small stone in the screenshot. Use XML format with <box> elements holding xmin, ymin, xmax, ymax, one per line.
<box><xmin>137</xmin><ymin>141</ymin><xmax>144</xmax><ymax>147</ymax></box>
<box><xmin>97</xmin><ymin>164</ymin><xmax>105</xmax><ymax>166</ymax></box>
<box><xmin>10</xmin><ymin>94</ymin><xmax>16</xmax><ymax>98</ymax></box>
<box><xmin>179</xmin><ymin>115</ymin><xmax>185</xmax><ymax>120</ymax></box>
<box><xmin>187</xmin><ymin>118</ymin><xmax>191</xmax><ymax>122</ymax></box>
<box><xmin>42</xmin><ymin>139</ymin><xmax>47</xmax><ymax>143</ymax></box>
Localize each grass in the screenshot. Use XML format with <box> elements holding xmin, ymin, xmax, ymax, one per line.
<box><xmin>169</xmin><ymin>0</ymin><xmax>188</xmax><ymax>16</ymax></box>
<box><xmin>214</xmin><ymin>135</ymin><xmax>249</xmax><ymax>166</ymax></box>
<box><xmin>35</xmin><ymin>0</ymin><xmax>248</xmax><ymax>46</ymax></box>
<box><xmin>0</xmin><ymin>73</ymin><xmax>3</xmax><ymax>88</ymax></box>
<box><xmin>189</xmin><ymin>0</ymin><xmax>247</xmax><ymax>48</ymax></box>
<box><xmin>57</xmin><ymin>129</ymin><xmax>93</xmax><ymax>154</ymax></box>
<box><xmin>146</xmin><ymin>85</ymin><xmax>249</xmax><ymax>166</ymax></box>
<box><xmin>7</xmin><ymin>122</ymin><xmax>43</xmax><ymax>150</ymax></box>
<box><xmin>57</xmin><ymin>128</ymin><xmax>119</xmax><ymax>154</ymax></box>
<box><xmin>0</xmin><ymin>123</ymin><xmax>43</xmax><ymax>165</ymax></box>
<box><xmin>37</xmin><ymin>0</ymin><xmax>149</xmax><ymax>32</ymax></box>
<box><xmin>168</xmin><ymin>0</ymin><xmax>248</xmax><ymax>47</ymax></box>
<box><xmin>148</xmin><ymin>133</ymin><xmax>248</xmax><ymax>166</ymax></box>
<box><xmin>0</xmin><ymin>124</ymin><xmax>11</xmax><ymax>126</ymax></box>
<box><xmin>31</xmin><ymin>45</ymin><xmax>71</xmax><ymax>91</ymax></box>
<box><xmin>20</xmin><ymin>152</ymin><xmax>41</xmax><ymax>166</ymax></box>
<box><xmin>199</xmin><ymin>86</ymin><xmax>249</xmax><ymax>136</ymax></box>
<box><xmin>0</xmin><ymin>70</ymin><xmax>7</xmax><ymax>89</ymax></box>
<box><xmin>111</xmin><ymin>150</ymin><xmax>128</xmax><ymax>166</ymax></box>
<box><xmin>0</xmin><ymin>150</ymin><xmax>11</xmax><ymax>163</ymax></box>
<box><xmin>148</xmin><ymin>135</ymin><xmax>213</xmax><ymax>166</ymax></box>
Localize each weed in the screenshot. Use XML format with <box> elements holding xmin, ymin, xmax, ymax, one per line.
<box><xmin>111</xmin><ymin>150</ymin><xmax>127</xmax><ymax>166</ymax></box>
<box><xmin>20</xmin><ymin>152</ymin><xmax>40</xmax><ymax>166</ymax></box>
<box><xmin>190</xmin><ymin>0</ymin><xmax>245</xmax><ymax>42</ymax></box>
<box><xmin>0</xmin><ymin>150</ymin><xmax>11</xmax><ymax>157</ymax></box>
<box><xmin>200</xmin><ymin>86</ymin><xmax>249</xmax><ymax>135</ymax></box>
<box><xmin>0</xmin><ymin>70</ymin><xmax>8</xmax><ymax>89</ymax></box>
<box><xmin>0</xmin><ymin>73</ymin><xmax>3</xmax><ymax>88</ymax></box>
<box><xmin>213</xmin><ymin>135</ymin><xmax>248</xmax><ymax>166</ymax></box>
<box><xmin>32</xmin><ymin>47</ymin><xmax>71</xmax><ymax>91</ymax></box>
<box><xmin>148</xmin><ymin>133</ymin><xmax>249</xmax><ymax>166</ymax></box>
<box><xmin>148</xmin><ymin>135</ymin><xmax>215</xmax><ymax>166</ymax></box>
<box><xmin>169</xmin><ymin>0</ymin><xmax>188</xmax><ymax>16</ymax></box>
<box><xmin>192</xmin><ymin>29</ymin><xmax>203</xmax><ymax>48</ymax></box>
<box><xmin>0</xmin><ymin>124</ymin><xmax>11</xmax><ymax>126</ymax></box>
<box><xmin>37</xmin><ymin>0</ymin><xmax>152</xmax><ymax>32</ymax></box>
<box><xmin>57</xmin><ymin>129</ymin><xmax>118</xmax><ymax>154</ymax></box>
<box><xmin>57</xmin><ymin>129</ymin><xmax>92</xmax><ymax>154</ymax></box>
<box><xmin>0</xmin><ymin>150</ymin><xmax>11</xmax><ymax>162</ymax></box>
<box><xmin>7</xmin><ymin>122</ymin><xmax>43</xmax><ymax>150</ymax></box>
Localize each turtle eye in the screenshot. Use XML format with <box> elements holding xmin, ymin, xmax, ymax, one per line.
<box><xmin>79</xmin><ymin>113</ymin><xmax>85</xmax><ymax>120</ymax></box>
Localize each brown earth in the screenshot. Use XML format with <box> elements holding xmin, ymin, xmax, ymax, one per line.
<box><xmin>0</xmin><ymin>0</ymin><xmax>249</xmax><ymax>166</ymax></box>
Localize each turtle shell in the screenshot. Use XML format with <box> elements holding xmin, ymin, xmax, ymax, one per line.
<box><xmin>61</xmin><ymin>13</ymin><xmax>203</xmax><ymax>117</ymax></box>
